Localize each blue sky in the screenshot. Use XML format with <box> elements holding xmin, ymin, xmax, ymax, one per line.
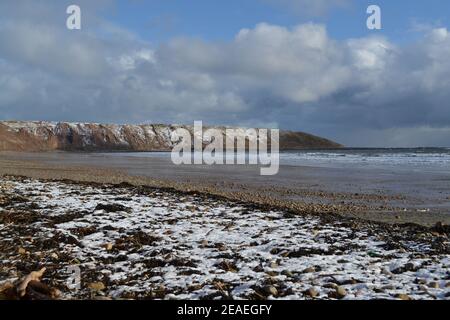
<box><xmin>106</xmin><ymin>0</ymin><xmax>450</xmax><ymax>43</ymax></box>
<box><xmin>1</xmin><ymin>0</ymin><xmax>450</xmax><ymax>146</ymax></box>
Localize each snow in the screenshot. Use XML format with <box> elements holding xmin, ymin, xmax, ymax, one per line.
<box><xmin>0</xmin><ymin>177</ymin><xmax>448</xmax><ymax>300</ymax></box>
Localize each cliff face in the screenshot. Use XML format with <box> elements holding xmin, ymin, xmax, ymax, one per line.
<box><xmin>0</xmin><ymin>121</ymin><xmax>342</xmax><ymax>152</ymax></box>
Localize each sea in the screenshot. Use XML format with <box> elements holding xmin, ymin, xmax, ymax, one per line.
<box><xmin>104</xmin><ymin>148</ymin><xmax>450</xmax><ymax>173</ymax></box>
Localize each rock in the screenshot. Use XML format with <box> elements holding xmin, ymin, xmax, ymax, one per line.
<box><xmin>103</xmin><ymin>243</ymin><xmax>113</xmax><ymax>251</ymax></box>
<box><xmin>304</xmin><ymin>287</ymin><xmax>319</xmax><ymax>298</ymax></box>
<box><xmin>427</xmin><ymin>281</ymin><xmax>440</xmax><ymax>289</ymax></box>
<box><xmin>431</xmin><ymin>222</ymin><xmax>450</xmax><ymax>234</ymax></box>
<box><xmin>392</xmin><ymin>263</ymin><xmax>415</xmax><ymax>274</ymax></box>
<box><xmin>253</xmin><ymin>265</ymin><xmax>264</xmax><ymax>273</ymax></box>
<box><xmin>281</xmin><ymin>270</ymin><xmax>294</xmax><ymax>277</ymax></box>
<box><xmin>269</xmin><ymin>262</ymin><xmax>278</xmax><ymax>269</ymax></box>
<box><xmin>18</xmin><ymin>247</ymin><xmax>27</xmax><ymax>255</ymax></box>
<box><xmin>415</xmin><ymin>278</ymin><xmax>427</xmax><ymax>285</ymax></box>
<box><xmin>395</xmin><ymin>293</ymin><xmax>412</xmax><ymax>300</ymax></box>
<box><xmin>88</xmin><ymin>282</ymin><xmax>106</xmax><ymax>292</ymax></box>
<box><xmin>381</xmin><ymin>268</ymin><xmax>392</xmax><ymax>276</ymax></box>
<box><xmin>95</xmin><ymin>203</ymin><xmax>131</xmax><ymax>213</ymax></box>
<box><xmin>336</xmin><ymin>286</ymin><xmax>347</xmax><ymax>299</ymax></box>
<box><xmin>263</xmin><ymin>285</ymin><xmax>278</xmax><ymax>297</ymax></box>
<box><xmin>446</xmin><ymin>282</ymin><xmax>450</xmax><ymax>288</ymax></box>
<box><xmin>323</xmin><ymin>283</ymin><xmax>338</xmax><ymax>289</ymax></box>
<box><xmin>302</xmin><ymin>267</ymin><xmax>316</xmax><ymax>273</ymax></box>
<box><xmin>381</xmin><ymin>285</ymin><xmax>395</xmax><ymax>290</ymax></box>
<box><xmin>418</xmin><ymin>285</ymin><xmax>428</xmax><ymax>292</ymax></box>
<box><xmin>50</xmin><ymin>252</ymin><xmax>59</xmax><ymax>260</ymax></box>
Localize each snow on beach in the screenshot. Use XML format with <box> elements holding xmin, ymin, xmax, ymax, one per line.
<box><xmin>0</xmin><ymin>177</ymin><xmax>449</xmax><ymax>300</ymax></box>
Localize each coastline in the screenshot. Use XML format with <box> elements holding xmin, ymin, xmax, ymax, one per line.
<box><xmin>0</xmin><ymin>151</ymin><xmax>449</xmax><ymax>227</ymax></box>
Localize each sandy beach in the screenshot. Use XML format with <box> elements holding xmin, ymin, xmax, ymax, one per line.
<box><xmin>1</xmin><ymin>151</ymin><xmax>450</xmax><ymax>226</ymax></box>
<box><xmin>0</xmin><ymin>152</ymin><xmax>449</xmax><ymax>300</ymax></box>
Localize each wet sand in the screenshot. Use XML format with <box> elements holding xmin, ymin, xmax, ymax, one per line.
<box><xmin>0</xmin><ymin>151</ymin><xmax>449</xmax><ymax>226</ymax></box>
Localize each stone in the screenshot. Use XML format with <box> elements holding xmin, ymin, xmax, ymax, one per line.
<box><xmin>381</xmin><ymin>268</ymin><xmax>392</xmax><ymax>276</ymax></box>
<box><xmin>381</xmin><ymin>285</ymin><xmax>395</xmax><ymax>290</ymax></box>
<box><xmin>336</xmin><ymin>286</ymin><xmax>347</xmax><ymax>299</ymax></box>
<box><xmin>395</xmin><ymin>294</ymin><xmax>412</xmax><ymax>300</ymax></box>
<box><xmin>304</xmin><ymin>287</ymin><xmax>319</xmax><ymax>298</ymax></box>
<box><xmin>263</xmin><ymin>285</ymin><xmax>278</xmax><ymax>297</ymax></box>
<box><xmin>323</xmin><ymin>283</ymin><xmax>338</xmax><ymax>289</ymax></box>
<box><xmin>281</xmin><ymin>270</ymin><xmax>294</xmax><ymax>277</ymax></box>
<box><xmin>88</xmin><ymin>282</ymin><xmax>106</xmax><ymax>292</ymax></box>
<box><xmin>302</xmin><ymin>267</ymin><xmax>316</xmax><ymax>273</ymax></box>
<box><xmin>428</xmin><ymin>281</ymin><xmax>440</xmax><ymax>289</ymax></box>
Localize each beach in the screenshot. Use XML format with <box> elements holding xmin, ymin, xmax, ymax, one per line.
<box><xmin>1</xmin><ymin>150</ymin><xmax>450</xmax><ymax>226</ymax></box>
<box><xmin>1</xmin><ymin>175</ymin><xmax>449</xmax><ymax>300</ymax></box>
<box><xmin>0</xmin><ymin>151</ymin><xmax>449</xmax><ymax>300</ymax></box>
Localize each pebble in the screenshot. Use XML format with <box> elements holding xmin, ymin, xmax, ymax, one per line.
<box><xmin>263</xmin><ymin>285</ymin><xmax>278</xmax><ymax>297</ymax></box>
<box><xmin>336</xmin><ymin>286</ymin><xmax>347</xmax><ymax>299</ymax></box>
<box><xmin>395</xmin><ymin>293</ymin><xmax>412</xmax><ymax>300</ymax></box>
<box><xmin>302</xmin><ymin>267</ymin><xmax>316</xmax><ymax>273</ymax></box>
<box><xmin>304</xmin><ymin>287</ymin><xmax>319</xmax><ymax>298</ymax></box>
<box><xmin>88</xmin><ymin>282</ymin><xmax>106</xmax><ymax>292</ymax></box>
<box><xmin>381</xmin><ymin>285</ymin><xmax>395</xmax><ymax>290</ymax></box>
<box><xmin>415</xmin><ymin>279</ymin><xmax>427</xmax><ymax>285</ymax></box>
<box><xmin>323</xmin><ymin>283</ymin><xmax>338</xmax><ymax>289</ymax></box>
<box><xmin>269</xmin><ymin>262</ymin><xmax>278</xmax><ymax>269</ymax></box>
<box><xmin>418</xmin><ymin>285</ymin><xmax>428</xmax><ymax>292</ymax></box>
<box><xmin>281</xmin><ymin>270</ymin><xmax>294</xmax><ymax>277</ymax></box>
<box><xmin>428</xmin><ymin>282</ymin><xmax>440</xmax><ymax>289</ymax></box>
<box><xmin>381</xmin><ymin>268</ymin><xmax>392</xmax><ymax>276</ymax></box>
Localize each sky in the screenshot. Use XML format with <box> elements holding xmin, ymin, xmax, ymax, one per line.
<box><xmin>1</xmin><ymin>0</ymin><xmax>450</xmax><ymax>147</ymax></box>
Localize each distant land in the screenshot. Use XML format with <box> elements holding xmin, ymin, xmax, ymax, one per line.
<box><xmin>0</xmin><ymin>121</ymin><xmax>343</xmax><ymax>152</ymax></box>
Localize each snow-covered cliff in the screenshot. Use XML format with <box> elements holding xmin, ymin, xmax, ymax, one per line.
<box><xmin>0</xmin><ymin>121</ymin><xmax>342</xmax><ymax>152</ymax></box>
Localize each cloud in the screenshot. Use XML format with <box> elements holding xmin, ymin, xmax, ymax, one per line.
<box><xmin>1</xmin><ymin>1</ymin><xmax>450</xmax><ymax>146</ymax></box>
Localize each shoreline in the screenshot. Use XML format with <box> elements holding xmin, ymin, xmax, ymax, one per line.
<box><xmin>1</xmin><ymin>152</ymin><xmax>450</xmax><ymax>227</ymax></box>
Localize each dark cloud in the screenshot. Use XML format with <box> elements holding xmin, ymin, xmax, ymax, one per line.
<box><xmin>0</xmin><ymin>1</ymin><xmax>449</xmax><ymax>146</ymax></box>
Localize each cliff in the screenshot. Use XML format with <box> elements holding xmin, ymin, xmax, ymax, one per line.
<box><xmin>0</xmin><ymin>121</ymin><xmax>342</xmax><ymax>152</ymax></box>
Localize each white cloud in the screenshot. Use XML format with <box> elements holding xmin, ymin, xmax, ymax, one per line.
<box><xmin>1</xmin><ymin>1</ymin><xmax>450</xmax><ymax>146</ymax></box>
